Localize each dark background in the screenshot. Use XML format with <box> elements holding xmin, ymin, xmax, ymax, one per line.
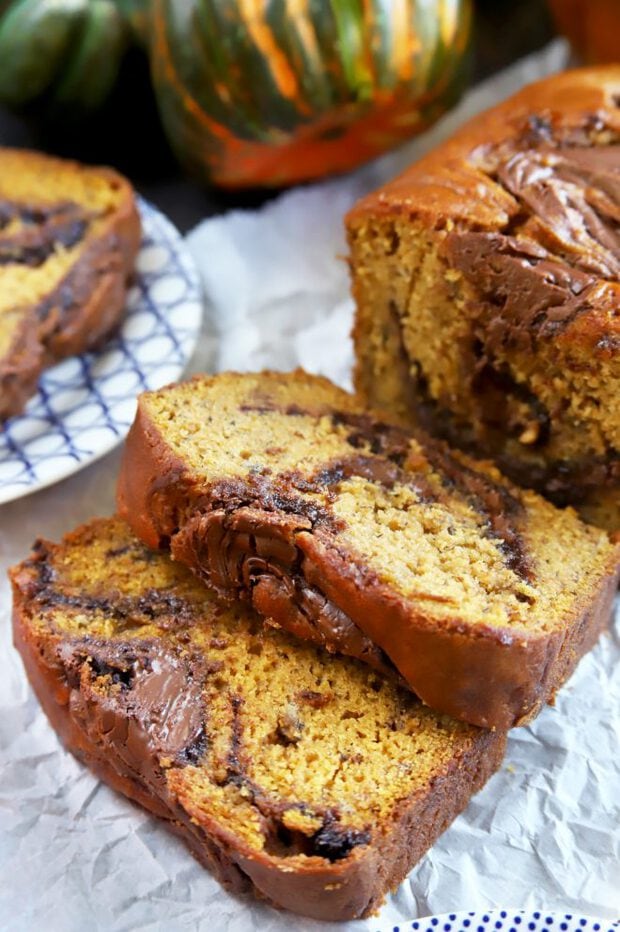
<box><xmin>0</xmin><ymin>0</ymin><xmax>556</xmax><ymax>233</ymax></box>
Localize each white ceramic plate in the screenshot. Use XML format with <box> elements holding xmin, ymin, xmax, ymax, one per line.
<box><xmin>374</xmin><ymin>911</ymin><xmax>620</xmax><ymax>932</ymax></box>
<box><xmin>0</xmin><ymin>197</ymin><xmax>202</xmax><ymax>506</ymax></box>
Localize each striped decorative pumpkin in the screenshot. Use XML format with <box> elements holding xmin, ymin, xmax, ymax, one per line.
<box><xmin>148</xmin><ymin>0</ymin><xmax>472</xmax><ymax>188</ymax></box>
<box><xmin>0</xmin><ymin>0</ymin><xmax>472</xmax><ymax>189</ymax></box>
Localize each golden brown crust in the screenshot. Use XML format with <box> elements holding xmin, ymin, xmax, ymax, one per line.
<box><xmin>116</xmin><ymin>374</ymin><xmax>620</xmax><ymax>730</ymax></box>
<box><xmin>10</xmin><ymin>520</ymin><xmax>506</xmax><ymax>921</ymax></box>
<box><xmin>0</xmin><ymin>150</ymin><xmax>141</xmax><ymax>421</ymax></box>
<box><xmin>347</xmin><ymin>66</ymin><xmax>620</xmax><ymax>230</ymax></box>
<box><xmin>297</xmin><ymin>529</ymin><xmax>618</xmax><ymax>728</ymax></box>
<box><xmin>166</xmin><ymin>493</ymin><xmax>619</xmax><ymax>730</ymax></box>
<box><xmin>116</xmin><ymin>402</ymin><xmax>180</xmax><ymax>550</ymax></box>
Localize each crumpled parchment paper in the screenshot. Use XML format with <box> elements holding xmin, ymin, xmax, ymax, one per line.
<box><xmin>1</xmin><ymin>39</ymin><xmax>618</xmax><ymax>932</ymax></box>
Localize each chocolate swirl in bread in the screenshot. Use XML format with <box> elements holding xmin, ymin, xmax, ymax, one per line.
<box><xmin>348</xmin><ymin>67</ymin><xmax>620</xmax><ymax>528</ymax></box>
<box><xmin>11</xmin><ymin>516</ymin><xmax>506</xmax><ymax>920</ymax></box>
<box><xmin>116</xmin><ymin>371</ymin><xmax>620</xmax><ymax>730</ymax></box>
<box><xmin>0</xmin><ymin>148</ymin><xmax>140</xmax><ymax>421</ymax></box>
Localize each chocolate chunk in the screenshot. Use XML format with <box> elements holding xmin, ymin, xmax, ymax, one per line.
<box><xmin>0</xmin><ymin>216</ymin><xmax>89</xmax><ymax>268</ymax></box>
<box><xmin>59</xmin><ymin>638</ymin><xmax>208</xmax><ymax>787</ymax></box>
<box><xmin>310</xmin><ymin>817</ymin><xmax>371</xmax><ymax>861</ymax></box>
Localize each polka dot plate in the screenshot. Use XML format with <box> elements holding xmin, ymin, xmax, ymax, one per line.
<box><xmin>375</xmin><ymin>911</ymin><xmax>619</xmax><ymax>932</ymax></box>
<box><xmin>0</xmin><ymin>197</ymin><xmax>203</xmax><ymax>506</ymax></box>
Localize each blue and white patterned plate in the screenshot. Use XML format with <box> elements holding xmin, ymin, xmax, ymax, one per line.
<box><xmin>375</xmin><ymin>911</ymin><xmax>620</xmax><ymax>932</ymax></box>
<box><xmin>0</xmin><ymin>198</ymin><xmax>203</xmax><ymax>506</ymax></box>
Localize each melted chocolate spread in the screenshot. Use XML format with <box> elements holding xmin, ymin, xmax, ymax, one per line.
<box><xmin>218</xmin><ymin>694</ymin><xmax>370</xmax><ymax>861</ymax></box>
<box><xmin>52</xmin><ymin>618</ymin><xmax>370</xmax><ymax>861</ymax></box>
<box><xmin>395</xmin><ymin>322</ymin><xmax>620</xmax><ymax>500</ymax></box>
<box><xmin>60</xmin><ymin>637</ymin><xmax>208</xmax><ymax>789</ymax></box>
<box><xmin>172</xmin><ymin>502</ymin><xmax>399</xmax><ymax>680</ymax></box>
<box><xmin>0</xmin><ymin>200</ymin><xmax>91</xmax><ymax>267</ymax></box>
<box><xmin>444</xmin><ymin>138</ymin><xmax>620</xmax><ymax>352</ymax></box>
<box><xmin>26</xmin><ymin>540</ymin><xmax>197</xmax><ymax>629</ymax></box>
<box><xmin>168</xmin><ymin>403</ymin><xmax>533</xmax><ymax>697</ymax></box>
<box><xmin>403</xmin><ymin>118</ymin><xmax>620</xmax><ymax>494</ymax></box>
<box><xmin>326</xmin><ymin>414</ymin><xmax>532</xmax><ymax>581</ymax></box>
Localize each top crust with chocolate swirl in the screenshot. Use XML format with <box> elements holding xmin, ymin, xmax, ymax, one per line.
<box><xmin>347</xmin><ymin>67</ymin><xmax>620</xmax><ymax>530</ymax></box>
<box><xmin>0</xmin><ymin>148</ymin><xmax>140</xmax><ymax>421</ymax></box>
<box><xmin>116</xmin><ymin>370</ymin><xmax>620</xmax><ymax>730</ymax></box>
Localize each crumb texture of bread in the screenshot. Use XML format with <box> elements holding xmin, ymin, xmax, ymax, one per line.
<box><xmin>10</xmin><ymin>517</ymin><xmax>505</xmax><ymax>922</ymax></box>
<box><xmin>0</xmin><ymin>147</ymin><xmax>141</xmax><ymax>420</ymax></box>
<box><xmin>347</xmin><ymin>66</ymin><xmax>620</xmax><ymax>531</ymax></box>
<box><xmin>116</xmin><ymin>370</ymin><xmax>620</xmax><ymax>729</ymax></box>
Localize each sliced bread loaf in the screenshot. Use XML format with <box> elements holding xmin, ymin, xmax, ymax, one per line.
<box><xmin>347</xmin><ymin>67</ymin><xmax>620</xmax><ymax>530</ymax></box>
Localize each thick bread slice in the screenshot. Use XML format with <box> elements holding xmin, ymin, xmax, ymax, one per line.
<box><xmin>10</xmin><ymin>517</ymin><xmax>505</xmax><ymax>922</ymax></box>
<box><xmin>116</xmin><ymin>370</ymin><xmax>620</xmax><ymax>729</ymax></box>
<box><xmin>0</xmin><ymin>147</ymin><xmax>140</xmax><ymax>420</ymax></box>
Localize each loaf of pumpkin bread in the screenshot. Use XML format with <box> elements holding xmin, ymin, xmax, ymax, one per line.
<box><xmin>11</xmin><ymin>516</ymin><xmax>506</xmax><ymax>922</ymax></box>
<box><xmin>347</xmin><ymin>67</ymin><xmax>620</xmax><ymax>531</ymax></box>
<box><xmin>0</xmin><ymin>147</ymin><xmax>140</xmax><ymax>420</ymax></box>
<box><xmin>116</xmin><ymin>370</ymin><xmax>620</xmax><ymax>730</ymax></box>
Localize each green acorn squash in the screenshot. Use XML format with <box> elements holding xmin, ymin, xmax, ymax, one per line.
<box><xmin>0</xmin><ymin>0</ymin><xmax>131</xmax><ymax>114</ymax></box>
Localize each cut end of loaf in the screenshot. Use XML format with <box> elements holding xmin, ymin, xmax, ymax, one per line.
<box><xmin>346</xmin><ymin>67</ymin><xmax>620</xmax><ymax>530</ymax></box>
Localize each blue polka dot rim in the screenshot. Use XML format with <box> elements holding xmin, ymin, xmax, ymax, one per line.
<box><xmin>373</xmin><ymin>912</ymin><xmax>619</xmax><ymax>932</ymax></box>
<box><xmin>0</xmin><ymin>197</ymin><xmax>203</xmax><ymax>506</ymax></box>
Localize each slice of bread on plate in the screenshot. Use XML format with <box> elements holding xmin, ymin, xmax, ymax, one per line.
<box><xmin>0</xmin><ymin>147</ymin><xmax>140</xmax><ymax>420</ymax></box>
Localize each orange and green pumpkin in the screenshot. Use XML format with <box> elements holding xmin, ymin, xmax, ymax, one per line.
<box><xmin>0</xmin><ymin>0</ymin><xmax>472</xmax><ymax>189</ymax></box>
<box><xmin>149</xmin><ymin>0</ymin><xmax>472</xmax><ymax>188</ymax></box>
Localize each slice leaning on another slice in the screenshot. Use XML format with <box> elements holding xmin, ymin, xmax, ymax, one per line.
<box><xmin>10</xmin><ymin>517</ymin><xmax>506</xmax><ymax>922</ymax></box>
<box><xmin>0</xmin><ymin>147</ymin><xmax>140</xmax><ymax>420</ymax></box>
<box><xmin>116</xmin><ymin>370</ymin><xmax>620</xmax><ymax>730</ymax></box>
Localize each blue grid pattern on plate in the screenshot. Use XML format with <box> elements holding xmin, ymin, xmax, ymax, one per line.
<box><xmin>376</xmin><ymin>912</ymin><xmax>620</xmax><ymax>932</ymax></box>
<box><xmin>0</xmin><ymin>197</ymin><xmax>203</xmax><ymax>505</ymax></box>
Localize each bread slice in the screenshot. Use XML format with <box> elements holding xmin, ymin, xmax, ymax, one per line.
<box><xmin>10</xmin><ymin>516</ymin><xmax>505</xmax><ymax>922</ymax></box>
<box><xmin>116</xmin><ymin>370</ymin><xmax>619</xmax><ymax>730</ymax></box>
<box><xmin>347</xmin><ymin>67</ymin><xmax>620</xmax><ymax>531</ymax></box>
<box><xmin>0</xmin><ymin>147</ymin><xmax>140</xmax><ymax>420</ymax></box>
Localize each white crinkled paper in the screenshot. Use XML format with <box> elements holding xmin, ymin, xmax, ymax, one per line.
<box><xmin>1</xmin><ymin>40</ymin><xmax>619</xmax><ymax>932</ymax></box>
